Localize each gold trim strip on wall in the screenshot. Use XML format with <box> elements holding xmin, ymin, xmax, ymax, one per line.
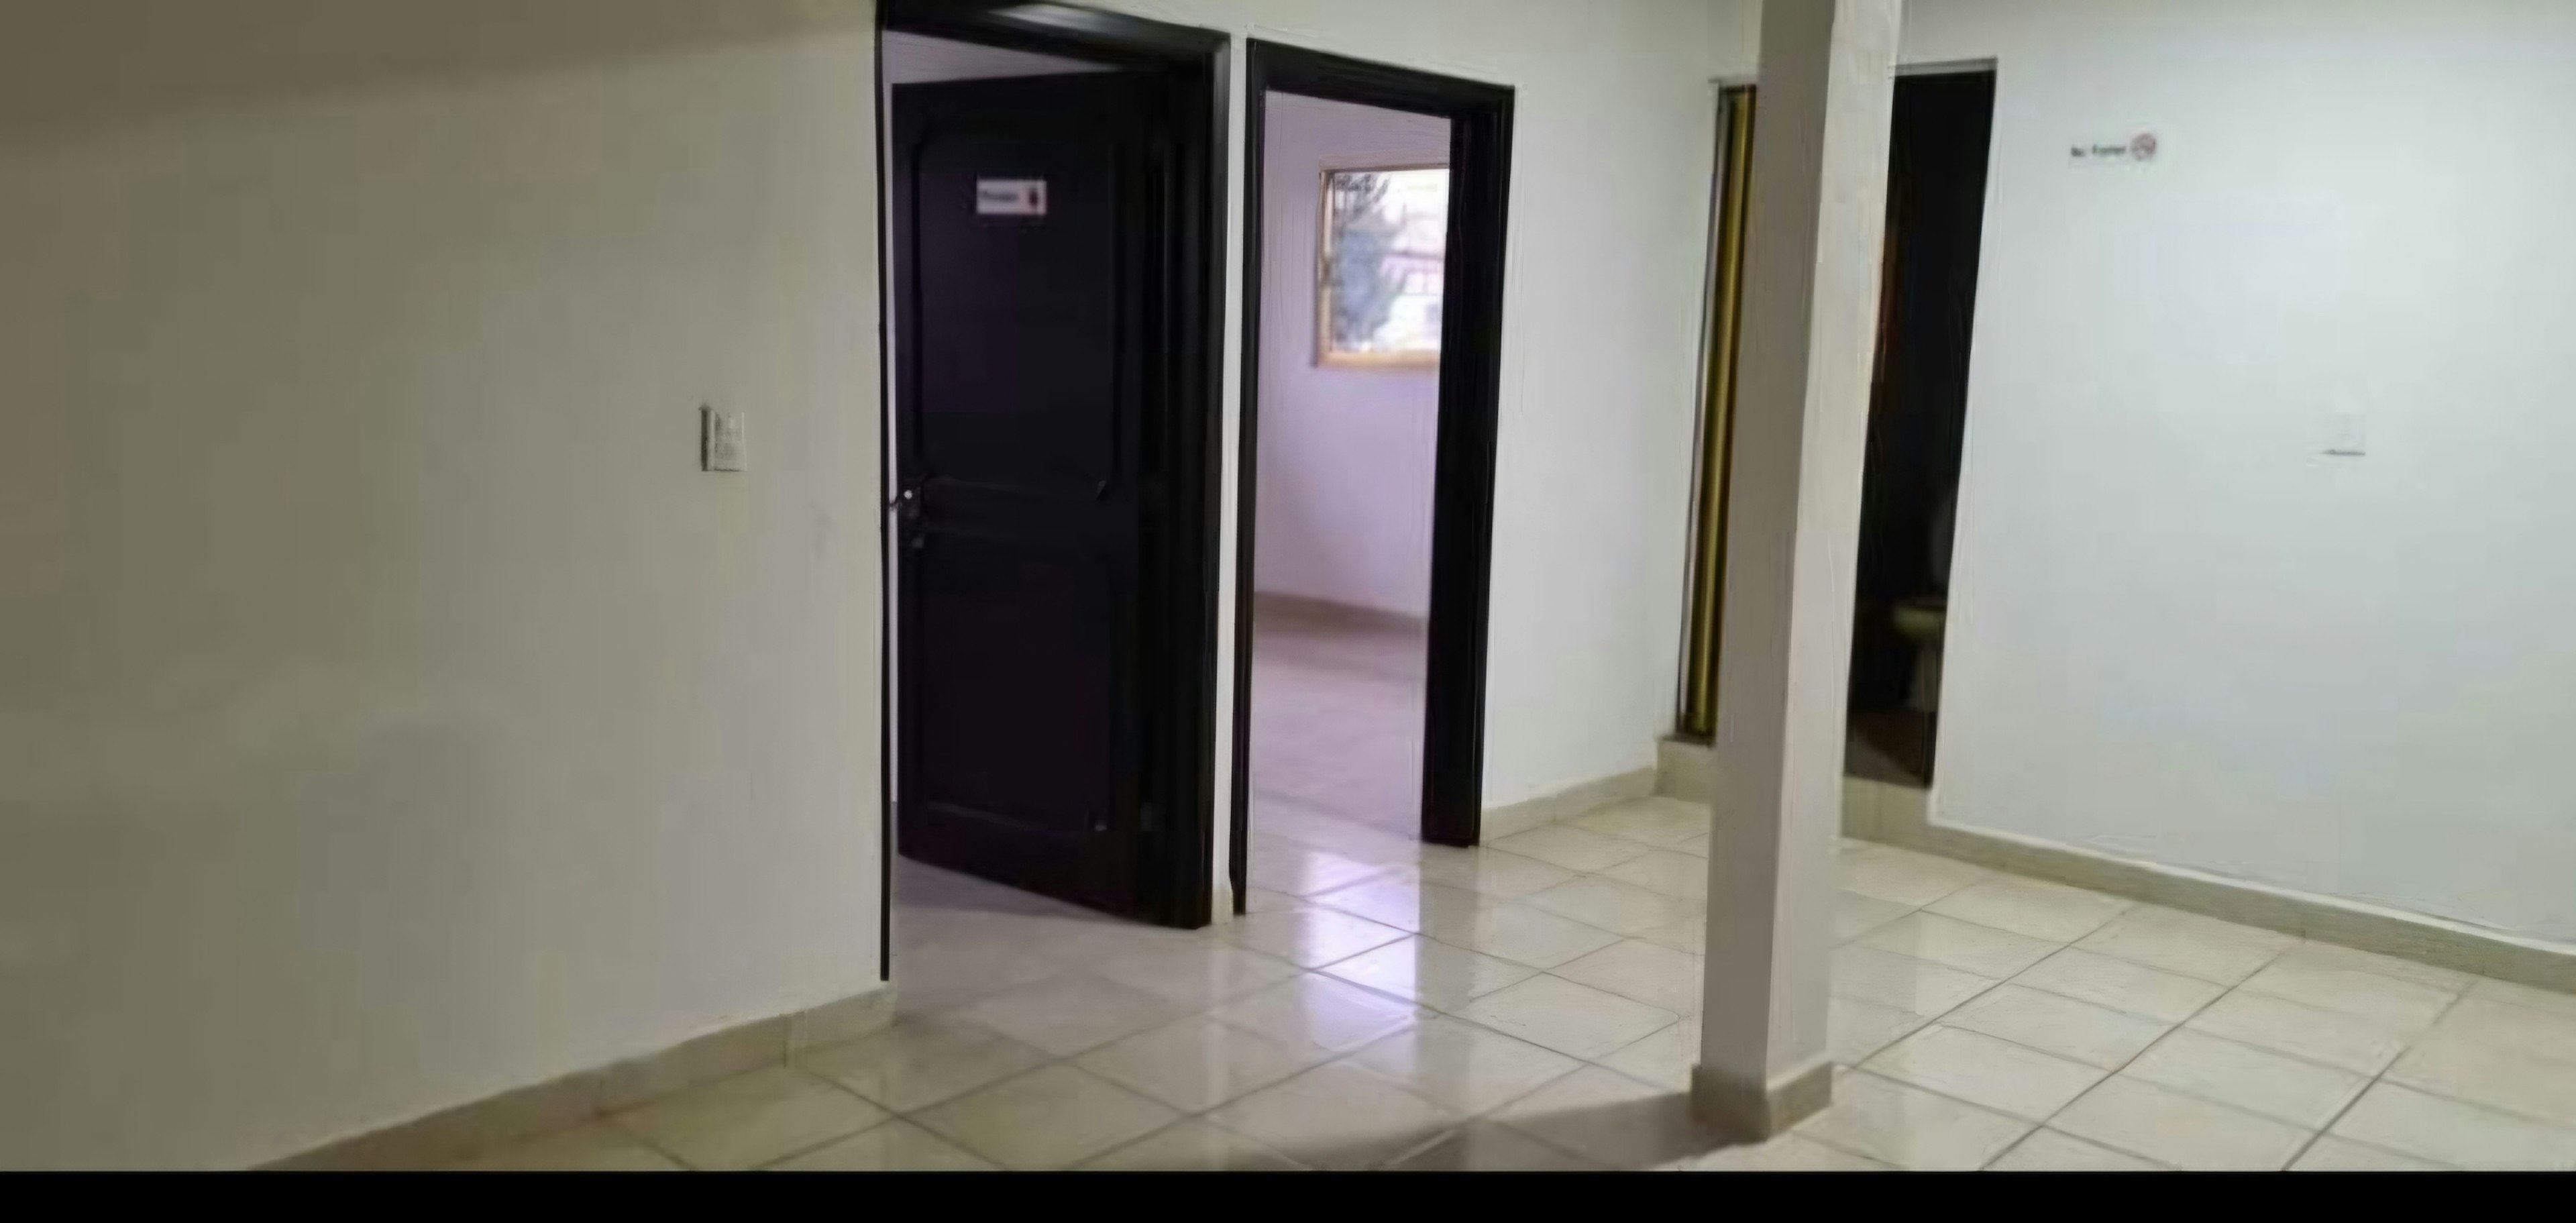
<box><xmin>1680</xmin><ymin>87</ymin><xmax>1756</xmax><ymax>741</ymax></box>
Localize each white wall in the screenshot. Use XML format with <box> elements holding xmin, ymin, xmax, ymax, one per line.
<box><xmin>1904</xmin><ymin>0</ymin><xmax>2576</xmax><ymax>943</ymax></box>
<box><xmin>0</xmin><ymin>0</ymin><xmax>883</xmax><ymax>1167</ymax></box>
<box><xmin>1254</xmin><ymin>94</ymin><xmax>1448</xmax><ymax>619</ymax></box>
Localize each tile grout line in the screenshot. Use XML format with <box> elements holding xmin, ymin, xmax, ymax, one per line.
<box><xmin>1978</xmin><ymin>951</ymin><xmax>2265</xmax><ymax>1169</ymax></box>
<box><xmin>886</xmin><ymin>822</ymin><xmax>2576</xmax><ymax>1171</ymax></box>
<box><xmin>2279</xmin><ymin>985</ymin><xmax>2474</xmax><ymax>1171</ymax></box>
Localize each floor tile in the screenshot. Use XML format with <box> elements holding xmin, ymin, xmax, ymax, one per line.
<box><xmin>1598</xmin><ymin>1015</ymin><xmax>1701</xmax><ymax>1092</ymax></box>
<box><xmin>2384</xmin><ymin>1025</ymin><xmax>2576</xmax><ymax>1128</ymax></box>
<box><xmin>1427</xmin><ymin>900</ymin><xmax>1624</xmax><ymax>969</ymax></box>
<box><xmin>610</xmin><ymin>1067</ymin><xmax>888</xmax><ymax>1171</ymax></box>
<box><xmin>1456</xmin><ymin>975</ymin><xmax>1680</xmax><ymax>1059</ymax></box>
<box><xmin>1078</xmin><ymin>1119</ymin><xmax>1306</xmax><ymax>1171</ymax></box>
<box><xmin>1927</xmin><ymin>877</ymin><xmax>2132</xmax><ymax>943</ymax></box>
<box><xmin>888</xmin><ymin>934</ymin><xmax>1071</xmax><ymax>1016</ymax></box>
<box><xmin>1320</xmin><ymin>935</ymin><xmax>1540</xmax><ymax>1012</ymax></box>
<box><xmin>2051</xmin><ymin>1077</ymin><xmax>2312</xmax><ymax>1171</ymax></box>
<box><xmin>1208</xmin><ymin>1063</ymin><xmax>1460</xmax><ymax>1170</ymax></box>
<box><xmin>912</xmin><ymin>1065</ymin><xmax>1179</xmax><ymax>1171</ymax></box>
<box><xmin>1218</xmin><ymin>906</ymin><xmax>1409</xmax><ymax>968</ymax></box>
<box><xmin>2122</xmin><ymin>1028</ymin><xmax>2368</xmax><ymax>1128</ymax></box>
<box><xmin>2236</xmin><ymin>953</ymin><xmax>2459</xmax><ymax>1032</ymax></box>
<box><xmin>765</xmin><ymin>1120</ymin><xmax>996</xmax><ymax>1171</ymax></box>
<box><xmin>1074</xmin><ymin>1016</ymin><xmax>1322</xmax><ymax>1112</ymax></box>
<box><xmin>1522</xmin><ymin>875</ymin><xmax>1703</xmax><ymax>937</ymax></box>
<box><xmin>1248</xmin><ymin>839</ymin><xmax>1392</xmax><ymax>898</ymax></box>
<box><xmin>453</xmin><ymin>1122</ymin><xmax>684</xmax><ymax>1171</ymax></box>
<box><xmin>1212</xmin><ymin>974</ymin><xmax>1422</xmax><ymax>1053</ymax></box>
<box><xmin>2288</xmin><ymin>1134</ymin><xmax>2448</xmax><ymax>1171</ymax></box>
<box><xmin>1833</xmin><ymin>890</ymin><xmax>1917</xmax><ymax>943</ymax></box>
<box><xmin>1829</xmin><ymin>997</ymin><xmax>1933</xmax><ymax>1065</ymax></box>
<box><xmin>2182</xmin><ymin>988</ymin><xmax>2412</xmax><ymax>1075</ymax></box>
<box><xmin>1389</xmin><ymin>1120</ymin><xmax>1603</xmax><ymax>1170</ymax></box>
<box><xmin>1243</xmin><ymin>886</ymin><xmax>1302</xmax><ymax>914</ymax></box>
<box><xmin>2330</xmin><ymin>1081</ymin><xmax>2576</xmax><ymax>1170</ymax></box>
<box><xmin>2469</xmin><ymin>977</ymin><xmax>2576</xmax><ymax>1022</ymax></box>
<box><xmin>2430</xmin><ymin>994</ymin><xmax>2576</xmax><ymax>1066</ymax></box>
<box><xmin>1596</xmin><ymin>849</ymin><xmax>1711</xmax><ymax>900</ymax></box>
<box><xmin>1348</xmin><ymin>1015</ymin><xmax>1583</xmax><ymax>1114</ymax></box>
<box><xmin>2013</xmin><ymin>947</ymin><xmax>2224</xmax><ymax>1022</ymax></box>
<box><xmin>1686</xmin><ymin>1132</ymin><xmax>1894</xmax><ymax>1171</ymax></box>
<box><xmin>1830</xmin><ymin>945</ymin><xmax>1998</xmax><ymax>1015</ymax></box>
<box><xmin>1403</xmin><ymin>847</ymin><xmax>1577</xmax><ymax>899</ymax></box>
<box><xmin>1636</xmin><ymin>914</ymin><xmax>1708</xmax><ymax>955</ymax></box>
<box><xmin>1489</xmin><ymin>1065</ymin><xmax>1729</xmax><ymax>1169</ymax></box>
<box><xmin>1566</xmin><ymin>798</ymin><xmax>1712</xmax><ymax>847</ymax></box>
<box><xmin>1863</xmin><ymin>1025</ymin><xmax>2106</xmax><ymax>1120</ymax></box>
<box><xmin>1255</xmin><ymin>800</ymin><xmax>1424</xmax><ymax>865</ymax></box>
<box><xmin>1671</xmin><ymin>833</ymin><xmax>1711</xmax><ymax>857</ymax></box>
<box><xmin>949</xmin><ymin>973</ymin><xmax>1189</xmax><ymax>1057</ymax></box>
<box><xmin>1552</xmin><ymin>939</ymin><xmax>1705</xmax><ymax>1016</ymax></box>
<box><xmin>798</xmin><ymin>1015</ymin><xmax>1051</xmax><ymax>1112</ymax></box>
<box><xmin>1984</xmin><ymin>1128</ymin><xmax>2167</xmax><ymax>1171</ymax></box>
<box><xmin>1837</xmin><ymin>843</ymin><xmax>1988</xmax><ymax>907</ymax></box>
<box><xmin>1489</xmin><ymin>825</ymin><xmax>1652</xmax><ymax>873</ymax></box>
<box><xmin>1089</xmin><ymin>941</ymin><xmax>1303</xmax><ymax>1008</ymax></box>
<box><xmin>1309</xmin><ymin>875</ymin><xmax>1485</xmax><ymax>935</ymax></box>
<box><xmin>2074</xmin><ymin>906</ymin><xmax>2294</xmax><ymax>986</ymax></box>
<box><xmin>1794</xmin><ymin>1070</ymin><xmax>2033</xmax><ymax>1171</ymax></box>
<box><xmin>1856</xmin><ymin>912</ymin><xmax>2059</xmax><ymax>979</ymax></box>
<box><xmin>2272</xmin><ymin>941</ymin><xmax>2474</xmax><ymax>993</ymax></box>
<box><xmin>1941</xmin><ymin>983</ymin><xmax>2169</xmax><ymax>1069</ymax></box>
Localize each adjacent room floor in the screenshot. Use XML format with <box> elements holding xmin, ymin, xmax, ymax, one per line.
<box><xmin>1244</xmin><ymin>595</ymin><xmax>1428</xmax><ymax>844</ymax></box>
<box><xmin>455</xmin><ymin>796</ymin><xmax>2576</xmax><ymax>1171</ymax></box>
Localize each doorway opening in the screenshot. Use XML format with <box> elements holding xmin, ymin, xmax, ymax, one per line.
<box><xmin>1230</xmin><ymin>44</ymin><xmax>1514</xmax><ymax>910</ymax></box>
<box><xmin>1845</xmin><ymin>67</ymin><xmax>1996</xmax><ymax>787</ymax></box>
<box><xmin>877</xmin><ymin>1</ymin><xmax>1226</xmax><ymax>967</ymax></box>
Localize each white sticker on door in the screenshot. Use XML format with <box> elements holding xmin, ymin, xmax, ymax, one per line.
<box><xmin>975</xmin><ymin>179</ymin><xmax>1049</xmax><ymax>217</ymax></box>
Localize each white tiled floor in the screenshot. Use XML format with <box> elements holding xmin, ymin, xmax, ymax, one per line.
<box><xmin>452</xmin><ymin>605</ymin><xmax>2576</xmax><ymax>1171</ymax></box>
<box><xmin>455</xmin><ymin>814</ymin><xmax>2576</xmax><ymax>1171</ymax></box>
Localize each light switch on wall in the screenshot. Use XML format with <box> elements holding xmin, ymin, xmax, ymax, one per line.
<box><xmin>2323</xmin><ymin>408</ymin><xmax>2367</xmax><ymax>458</ymax></box>
<box><xmin>702</xmin><ymin>405</ymin><xmax>747</xmax><ymax>472</ymax></box>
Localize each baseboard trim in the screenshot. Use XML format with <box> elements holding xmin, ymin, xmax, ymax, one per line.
<box><xmin>1483</xmin><ymin>767</ymin><xmax>1658</xmax><ymax>841</ymax></box>
<box><xmin>1845</xmin><ymin>777</ymin><xmax>2576</xmax><ymax>995</ymax></box>
<box><xmin>269</xmin><ymin>985</ymin><xmax>896</xmax><ymax>1171</ymax></box>
<box><xmin>1691</xmin><ymin>1057</ymin><xmax>1834</xmax><ymax>1142</ymax></box>
<box><xmin>1656</xmin><ymin>736</ymin><xmax>1714</xmax><ymax>803</ymax></box>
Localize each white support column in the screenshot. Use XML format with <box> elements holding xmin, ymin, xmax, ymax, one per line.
<box><xmin>1693</xmin><ymin>0</ymin><xmax>1900</xmax><ymax>1139</ymax></box>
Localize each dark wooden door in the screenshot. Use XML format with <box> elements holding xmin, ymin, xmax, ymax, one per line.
<box><xmin>893</xmin><ymin>74</ymin><xmax>1158</xmax><ymax>918</ymax></box>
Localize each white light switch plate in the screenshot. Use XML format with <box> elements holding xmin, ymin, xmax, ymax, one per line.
<box><xmin>702</xmin><ymin>405</ymin><xmax>747</xmax><ymax>472</ymax></box>
<box><xmin>2324</xmin><ymin>409</ymin><xmax>2367</xmax><ymax>458</ymax></box>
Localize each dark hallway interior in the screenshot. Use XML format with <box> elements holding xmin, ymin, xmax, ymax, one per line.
<box><xmin>1847</xmin><ymin>68</ymin><xmax>1995</xmax><ymax>787</ymax></box>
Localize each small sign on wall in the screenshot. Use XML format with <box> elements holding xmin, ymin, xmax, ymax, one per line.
<box><xmin>976</xmin><ymin>178</ymin><xmax>1049</xmax><ymax>217</ymax></box>
<box><xmin>2070</xmin><ymin>132</ymin><xmax>2160</xmax><ymax>167</ymax></box>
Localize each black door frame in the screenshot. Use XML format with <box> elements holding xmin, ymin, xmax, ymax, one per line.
<box><xmin>876</xmin><ymin>1</ymin><xmax>1228</xmax><ymax>967</ymax></box>
<box><xmin>1230</xmin><ymin>43</ymin><xmax>1515</xmax><ymax>910</ymax></box>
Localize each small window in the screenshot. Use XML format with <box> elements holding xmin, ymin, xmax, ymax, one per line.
<box><xmin>1317</xmin><ymin>166</ymin><xmax>1448</xmax><ymax>368</ymax></box>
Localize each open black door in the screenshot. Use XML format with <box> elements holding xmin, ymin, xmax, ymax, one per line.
<box><xmin>891</xmin><ymin>72</ymin><xmax>1167</xmax><ymax>921</ymax></box>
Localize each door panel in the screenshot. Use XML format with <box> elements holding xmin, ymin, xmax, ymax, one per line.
<box><xmin>894</xmin><ymin>73</ymin><xmax>1155</xmax><ymax>917</ymax></box>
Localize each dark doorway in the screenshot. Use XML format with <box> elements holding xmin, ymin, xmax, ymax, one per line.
<box><xmin>1231</xmin><ymin>43</ymin><xmax>1513</xmax><ymax>910</ymax></box>
<box><xmin>1847</xmin><ymin>68</ymin><xmax>1996</xmax><ymax>787</ymax></box>
<box><xmin>880</xmin><ymin>3</ymin><xmax>1224</xmax><ymax>943</ymax></box>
